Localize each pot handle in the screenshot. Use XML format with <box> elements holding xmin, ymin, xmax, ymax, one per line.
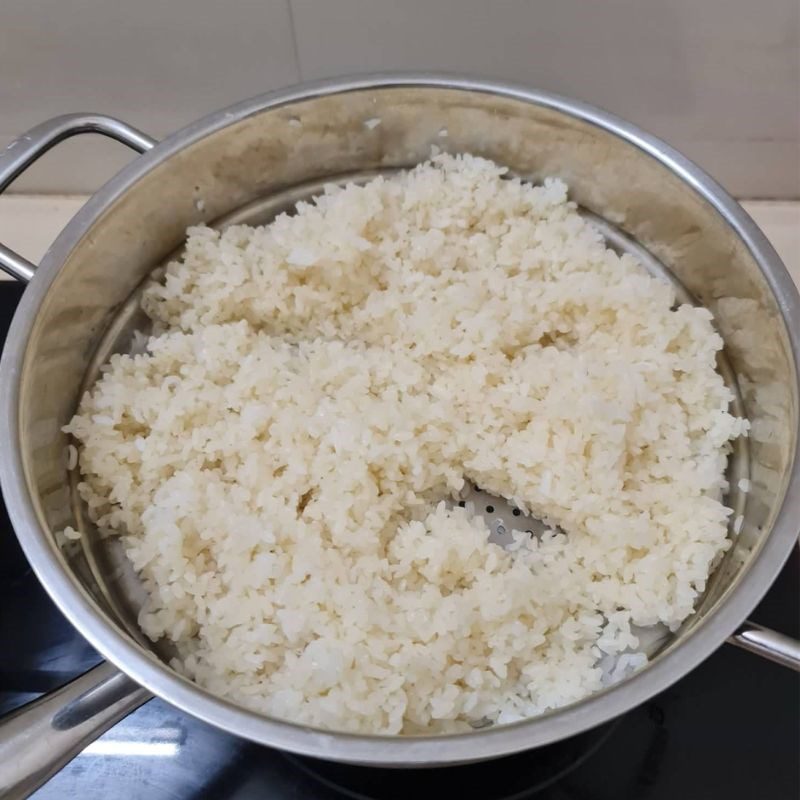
<box><xmin>728</xmin><ymin>620</ymin><xmax>800</xmax><ymax>670</ymax></box>
<box><xmin>0</xmin><ymin>113</ymin><xmax>158</xmax><ymax>282</ymax></box>
<box><xmin>0</xmin><ymin>661</ymin><xmax>152</xmax><ymax>800</ymax></box>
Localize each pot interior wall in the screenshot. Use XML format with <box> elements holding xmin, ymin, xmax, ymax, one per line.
<box><xmin>16</xmin><ymin>85</ymin><xmax>797</xmax><ymax>666</ymax></box>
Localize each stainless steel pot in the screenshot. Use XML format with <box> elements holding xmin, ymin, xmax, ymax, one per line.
<box><xmin>1</xmin><ymin>74</ymin><xmax>799</xmax><ymax>799</ymax></box>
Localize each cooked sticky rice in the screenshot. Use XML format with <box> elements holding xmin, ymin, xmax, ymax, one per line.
<box><xmin>65</xmin><ymin>153</ymin><xmax>745</xmax><ymax>733</ymax></box>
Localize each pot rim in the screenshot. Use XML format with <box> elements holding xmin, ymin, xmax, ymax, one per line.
<box><xmin>2</xmin><ymin>72</ymin><xmax>798</xmax><ymax>764</ymax></box>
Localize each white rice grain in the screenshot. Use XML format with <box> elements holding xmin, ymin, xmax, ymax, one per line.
<box><xmin>64</xmin><ymin>153</ymin><xmax>745</xmax><ymax>735</ymax></box>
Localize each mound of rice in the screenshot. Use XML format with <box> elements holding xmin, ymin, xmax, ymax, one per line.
<box><xmin>65</xmin><ymin>153</ymin><xmax>746</xmax><ymax>734</ymax></box>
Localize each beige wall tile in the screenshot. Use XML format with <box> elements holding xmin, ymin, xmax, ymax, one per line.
<box><xmin>291</xmin><ymin>0</ymin><xmax>800</xmax><ymax>198</ymax></box>
<box><xmin>2</xmin><ymin>0</ymin><xmax>798</xmax><ymax>197</ymax></box>
<box><xmin>0</xmin><ymin>0</ymin><xmax>300</xmax><ymax>192</ymax></box>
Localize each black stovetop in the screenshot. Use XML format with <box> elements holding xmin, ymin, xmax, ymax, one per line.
<box><xmin>1</xmin><ymin>281</ymin><xmax>798</xmax><ymax>800</ymax></box>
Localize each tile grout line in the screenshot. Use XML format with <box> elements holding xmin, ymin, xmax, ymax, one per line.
<box><xmin>285</xmin><ymin>0</ymin><xmax>304</xmax><ymax>83</ymax></box>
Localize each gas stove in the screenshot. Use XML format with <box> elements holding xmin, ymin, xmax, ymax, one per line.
<box><xmin>1</xmin><ymin>280</ymin><xmax>798</xmax><ymax>800</ymax></box>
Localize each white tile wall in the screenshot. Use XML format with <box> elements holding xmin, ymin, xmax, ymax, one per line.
<box><xmin>1</xmin><ymin>0</ymin><xmax>798</xmax><ymax>197</ymax></box>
